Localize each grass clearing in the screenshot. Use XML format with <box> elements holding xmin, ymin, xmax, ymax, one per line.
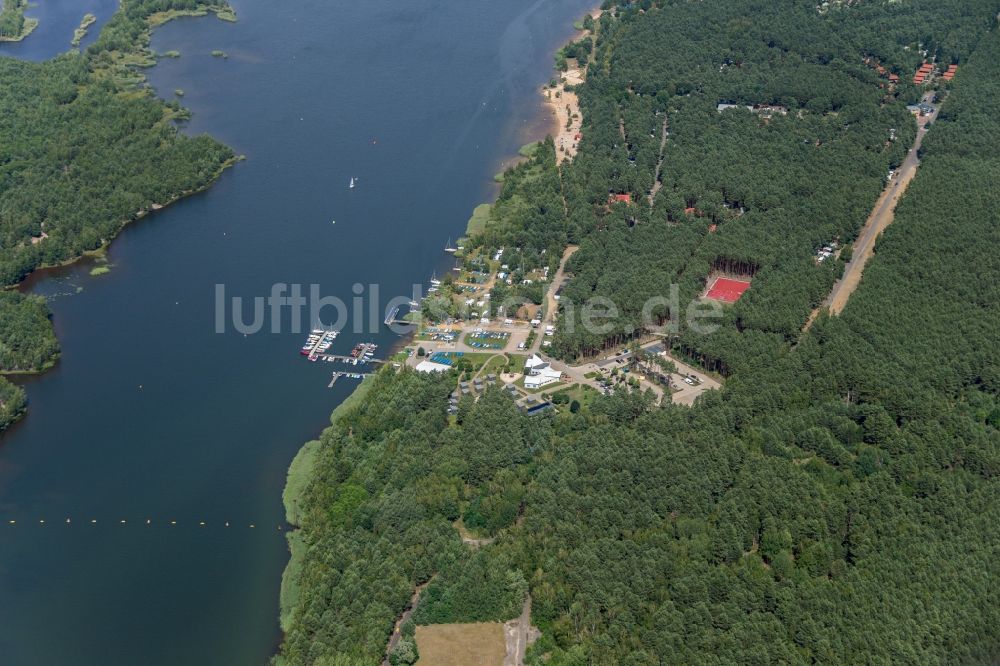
<box><xmin>478</xmin><ymin>354</ymin><xmax>509</xmax><ymax>377</ymax></box>
<box><xmin>518</xmin><ymin>141</ymin><xmax>540</xmax><ymax>158</ymax></box>
<box><xmin>465</xmin><ymin>203</ymin><xmax>492</xmax><ymax>236</ymax></box>
<box><xmin>457</xmin><ymin>352</ymin><xmax>498</xmax><ymax>372</ymax></box>
<box><xmin>550</xmin><ymin>383</ymin><xmax>600</xmax><ymax>411</ymax></box>
<box><xmin>279</xmin><ymin>531</ymin><xmax>306</xmax><ymax>631</ymax></box>
<box><xmin>279</xmin><ymin>375</ymin><xmax>376</xmax><ymax>630</ymax></box>
<box><xmin>415</xmin><ymin>623</ymin><xmax>506</xmax><ymax>666</ymax></box>
<box><xmin>283</xmin><ymin>439</ymin><xmax>320</xmax><ymax>525</ymax></box>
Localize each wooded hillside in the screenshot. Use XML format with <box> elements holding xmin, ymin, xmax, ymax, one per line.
<box><xmin>278</xmin><ymin>1</ymin><xmax>1000</xmax><ymax>664</ymax></box>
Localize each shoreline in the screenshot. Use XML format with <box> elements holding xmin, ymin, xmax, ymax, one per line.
<box><xmin>13</xmin><ymin>155</ymin><xmax>242</xmax><ymax>293</ymax></box>
<box><xmin>0</xmin><ymin>0</ymin><xmax>38</xmax><ymax>43</ymax></box>
<box><xmin>274</xmin><ymin>1</ymin><xmax>603</xmax><ymax>654</ymax></box>
<box><xmin>0</xmin><ymin>3</ymin><xmax>241</xmax><ymax>434</ymax></box>
<box><xmin>541</xmin><ymin>6</ymin><xmax>602</xmax><ymax>164</ymax></box>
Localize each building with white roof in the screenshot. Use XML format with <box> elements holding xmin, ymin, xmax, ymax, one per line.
<box><xmin>524</xmin><ymin>354</ymin><xmax>562</xmax><ymax>389</ymax></box>
<box><xmin>415</xmin><ymin>360</ymin><xmax>451</xmax><ymax>373</ymax></box>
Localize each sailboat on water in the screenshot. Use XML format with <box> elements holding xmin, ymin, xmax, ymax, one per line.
<box><xmin>349</xmin><ymin>177</ymin><xmax>356</xmax><ymax>189</ymax></box>
<box><xmin>444</xmin><ymin>237</ymin><xmax>457</xmax><ymax>253</ymax></box>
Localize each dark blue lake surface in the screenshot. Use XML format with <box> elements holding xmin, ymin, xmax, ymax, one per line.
<box><xmin>0</xmin><ymin>0</ymin><xmax>592</xmax><ymax>663</ymax></box>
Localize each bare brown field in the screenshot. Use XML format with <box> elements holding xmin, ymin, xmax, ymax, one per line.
<box><xmin>415</xmin><ymin>623</ymin><xmax>506</xmax><ymax>666</ymax></box>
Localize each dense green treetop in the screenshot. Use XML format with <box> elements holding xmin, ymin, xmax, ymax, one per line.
<box><xmin>278</xmin><ymin>2</ymin><xmax>1000</xmax><ymax>664</ymax></box>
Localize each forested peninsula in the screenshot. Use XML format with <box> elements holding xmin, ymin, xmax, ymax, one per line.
<box><xmin>0</xmin><ymin>0</ymin><xmax>37</xmax><ymax>43</ymax></box>
<box><xmin>278</xmin><ymin>0</ymin><xmax>1000</xmax><ymax>664</ymax></box>
<box><xmin>0</xmin><ymin>0</ymin><xmax>236</xmax><ymax>432</ymax></box>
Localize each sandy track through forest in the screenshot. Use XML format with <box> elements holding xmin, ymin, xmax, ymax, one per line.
<box><xmin>805</xmin><ymin>94</ymin><xmax>937</xmax><ymax>329</ymax></box>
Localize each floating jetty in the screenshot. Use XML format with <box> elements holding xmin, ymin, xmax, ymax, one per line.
<box><xmin>311</xmin><ymin>341</ymin><xmax>384</xmax><ymax>367</ymax></box>
<box><xmin>328</xmin><ymin>371</ymin><xmax>371</xmax><ymax>387</ymax></box>
<box><xmin>312</xmin><ymin>353</ymin><xmax>384</xmax><ymax>365</ymax></box>
<box><xmin>384</xmin><ymin>305</ymin><xmax>416</xmax><ymax>326</ymax></box>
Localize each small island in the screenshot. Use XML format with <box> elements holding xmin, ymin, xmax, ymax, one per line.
<box><xmin>71</xmin><ymin>13</ymin><xmax>97</xmax><ymax>47</ymax></box>
<box><xmin>211</xmin><ymin>49</ymin><xmax>227</xmax><ymax>58</ymax></box>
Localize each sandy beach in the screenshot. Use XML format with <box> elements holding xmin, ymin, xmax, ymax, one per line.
<box><xmin>542</xmin><ymin>7</ymin><xmax>602</xmax><ymax>165</ymax></box>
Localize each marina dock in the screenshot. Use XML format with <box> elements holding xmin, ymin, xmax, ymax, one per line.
<box><xmin>301</xmin><ymin>329</ymin><xmax>339</xmax><ymax>361</ymax></box>
<box><xmin>384</xmin><ymin>305</ymin><xmax>417</xmax><ymax>326</ymax></box>
<box><xmin>312</xmin><ymin>341</ymin><xmax>382</xmax><ymax>365</ymax></box>
<box><xmin>328</xmin><ymin>371</ymin><xmax>371</xmax><ymax>387</ymax></box>
<box><xmin>313</xmin><ymin>354</ymin><xmax>384</xmax><ymax>364</ymax></box>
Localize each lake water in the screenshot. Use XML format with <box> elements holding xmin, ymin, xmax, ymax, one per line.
<box><xmin>0</xmin><ymin>0</ymin><xmax>592</xmax><ymax>663</ymax></box>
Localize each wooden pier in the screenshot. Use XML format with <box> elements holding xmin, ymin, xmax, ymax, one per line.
<box><xmin>304</xmin><ymin>329</ymin><xmax>338</xmax><ymax>361</ymax></box>
<box><xmin>329</xmin><ymin>371</ymin><xmax>371</xmax><ymax>387</ymax></box>
<box><xmin>315</xmin><ymin>354</ymin><xmax>384</xmax><ymax>364</ymax></box>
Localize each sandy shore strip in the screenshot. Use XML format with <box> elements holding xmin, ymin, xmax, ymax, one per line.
<box><xmin>542</xmin><ymin>7</ymin><xmax>602</xmax><ymax>165</ymax></box>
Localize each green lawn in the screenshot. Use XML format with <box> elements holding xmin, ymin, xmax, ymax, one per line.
<box><xmin>460</xmin><ymin>352</ymin><xmax>499</xmax><ymax>372</ymax></box>
<box><xmin>478</xmin><ymin>354</ymin><xmax>511</xmax><ymax>377</ymax></box>
<box><xmin>279</xmin><ymin>531</ymin><xmax>306</xmax><ymax>632</ymax></box>
<box><xmin>549</xmin><ymin>383</ymin><xmax>601</xmax><ymax>411</ymax></box>
<box><xmin>430</xmin><ymin>351</ymin><xmax>497</xmax><ymax>373</ymax></box>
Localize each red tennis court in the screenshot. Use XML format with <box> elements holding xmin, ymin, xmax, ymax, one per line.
<box><xmin>705</xmin><ymin>277</ymin><xmax>751</xmax><ymax>303</ymax></box>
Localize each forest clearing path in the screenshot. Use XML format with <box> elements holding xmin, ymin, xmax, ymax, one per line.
<box><xmin>804</xmin><ymin>93</ymin><xmax>937</xmax><ymax>330</ymax></box>
<box><xmin>648</xmin><ymin>114</ymin><xmax>670</xmax><ymax>205</ymax></box>
<box><xmin>503</xmin><ymin>595</ymin><xmax>537</xmax><ymax>666</ymax></box>
<box><xmin>383</xmin><ymin>581</ymin><xmax>430</xmax><ymax>665</ymax></box>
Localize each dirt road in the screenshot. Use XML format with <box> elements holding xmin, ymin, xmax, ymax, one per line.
<box><xmin>383</xmin><ymin>582</ymin><xmax>429</xmax><ymax>665</ymax></box>
<box><xmin>807</xmin><ymin>94</ymin><xmax>937</xmax><ymax>327</ymax></box>
<box><xmin>530</xmin><ymin>245</ymin><xmax>578</xmax><ymax>354</ymax></box>
<box><xmin>503</xmin><ymin>595</ymin><xmax>537</xmax><ymax>666</ymax></box>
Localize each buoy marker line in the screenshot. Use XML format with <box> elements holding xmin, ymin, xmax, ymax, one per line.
<box><xmin>3</xmin><ymin>518</ymin><xmax>286</xmax><ymax>530</ymax></box>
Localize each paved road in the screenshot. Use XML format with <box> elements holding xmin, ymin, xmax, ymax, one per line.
<box><xmin>808</xmin><ymin>93</ymin><xmax>937</xmax><ymax>326</ymax></box>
